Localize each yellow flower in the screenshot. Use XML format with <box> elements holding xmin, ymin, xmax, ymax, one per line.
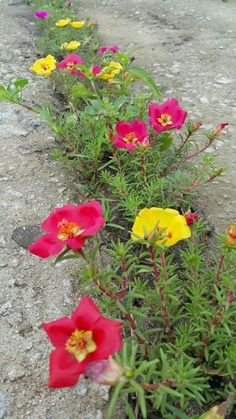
<box><xmin>55</xmin><ymin>18</ymin><xmax>71</xmax><ymax>27</ymax></box>
<box><xmin>70</xmin><ymin>20</ymin><xmax>85</xmax><ymax>29</ymax></box>
<box><xmin>226</xmin><ymin>222</ymin><xmax>236</xmax><ymax>246</ymax></box>
<box><xmin>60</xmin><ymin>41</ymin><xmax>81</xmax><ymax>51</ymax></box>
<box><xmin>30</xmin><ymin>55</ymin><xmax>56</xmax><ymax>76</ymax></box>
<box><xmin>99</xmin><ymin>61</ymin><xmax>123</xmax><ymax>80</ymax></box>
<box><xmin>131</xmin><ymin>207</ymin><xmax>191</xmax><ymax>247</ymax></box>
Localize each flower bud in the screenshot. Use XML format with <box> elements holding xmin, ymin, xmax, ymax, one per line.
<box><xmin>225</xmin><ymin>222</ymin><xmax>236</xmax><ymax>246</ymax></box>
<box><xmin>85</xmin><ymin>356</ymin><xmax>124</xmax><ymax>386</ymax></box>
<box><xmin>184</xmin><ymin>210</ymin><xmax>200</xmax><ymax>225</ymax></box>
<box><xmin>192</xmin><ymin>121</ymin><xmax>202</xmax><ymax>131</ymax></box>
<box><xmin>214</xmin><ymin>122</ymin><xmax>229</xmax><ymax>137</ymax></box>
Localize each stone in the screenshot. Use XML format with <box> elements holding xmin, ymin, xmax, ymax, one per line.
<box><xmin>0</xmin><ymin>392</ymin><xmax>6</xmax><ymax>419</ymax></box>
<box><xmin>7</xmin><ymin>369</ymin><xmax>25</xmax><ymax>382</ymax></box>
<box><xmin>11</xmin><ymin>225</ymin><xmax>42</xmax><ymax>249</ymax></box>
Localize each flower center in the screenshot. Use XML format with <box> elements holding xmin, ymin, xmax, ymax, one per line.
<box><xmin>65</xmin><ymin>329</ymin><xmax>97</xmax><ymax>362</ymax></box>
<box><xmin>124</xmin><ymin>132</ymin><xmax>138</xmax><ymax>144</ymax></box>
<box><xmin>57</xmin><ymin>219</ymin><xmax>84</xmax><ymax>240</ymax></box>
<box><xmin>157</xmin><ymin>113</ymin><xmax>173</xmax><ymax>127</ymax></box>
<box><xmin>67</xmin><ymin>62</ymin><xmax>75</xmax><ymax>69</ymax></box>
<box><xmin>41</xmin><ymin>64</ymin><xmax>49</xmax><ymax>71</ymax></box>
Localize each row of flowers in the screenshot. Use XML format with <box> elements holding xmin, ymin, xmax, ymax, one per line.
<box><xmin>25</xmin><ymin>6</ymin><xmax>236</xmax><ymax>415</ymax></box>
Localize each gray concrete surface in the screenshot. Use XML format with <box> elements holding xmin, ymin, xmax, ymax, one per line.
<box><xmin>0</xmin><ymin>1</ymin><xmax>110</xmax><ymax>417</ymax></box>
<box><xmin>79</xmin><ymin>0</ymin><xmax>236</xmax><ymax>231</ymax></box>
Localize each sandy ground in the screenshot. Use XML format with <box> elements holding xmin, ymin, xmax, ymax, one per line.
<box><xmin>78</xmin><ymin>0</ymin><xmax>236</xmax><ymax>232</ymax></box>
<box><xmin>0</xmin><ymin>1</ymin><xmax>110</xmax><ymax>418</ymax></box>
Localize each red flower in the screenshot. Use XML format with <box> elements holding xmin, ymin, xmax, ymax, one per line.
<box><xmin>28</xmin><ymin>200</ymin><xmax>105</xmax><ymax>258</ymax></box>
<box><xmin>57</xmin><ymin>53</ymin><xmax>84</xmax><ymax>77</ymax></box>
<box><xmin>113</xmin><ymin>120</ymin><xmax>149</xmax><ymax>151</ymax></box>
<box><xmin>42</xmin><ymin>296</ymin><xmax>123</xmax><ymax>388</ymax></box>
<box><xmin>184</xmin><ymin>210</ymin><xmax>200</xmax><ymax>225</ymax></box>
<box><xmin>148</xmin><ymin>98</ymin><xmax>187</xmax><ymax>133</ymax></box>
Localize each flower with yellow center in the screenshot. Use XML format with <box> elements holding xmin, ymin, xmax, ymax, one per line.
<box><xmin>61</xmin><ymin>41</ymin><xmax>81</xmax><ymax>51</ymax></box>
<box><xmin>157</xmin><ymin>113</ymin><xmax>173</xmax><ymax>127</ymax></box>
<box><xmin>226</xmin><ymin>222</ymin><xmax>236</xmax><ymax>246</ymax></box>
<box><xmin>70</xmin><ymin>20</ymin><xmax>85</xmax><ymax>29</ymax></box>
<box><xmin>57</xmin><ymin>219</ymin><xmax>84</xmax><ymax>241</ymax></box>
<box><xmin>55</xmin><ymin>18</ymin><xmax>71</xmax><ymax>27</ymax></box>
<box><xmin>131</xmin><ymin>207</ymin><xmax>191</xmax><ymax>247</ymax></box>
<box><xmin>99</xmin><ymin>61</ymin><xmax>123</xmax><ymax>80</ymax></box>
<box><xmin>65</xmin><ymin>329</ymin><xmax>97</xmax><ymax>362</ymax></box>
<box><xmin>30</xmin><ymin>54</ymin><xmax>56</xmax><ymax>76</ymax></box>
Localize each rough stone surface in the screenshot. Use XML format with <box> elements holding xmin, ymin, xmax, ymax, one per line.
<box><xmin>78</xmin><ymin>0</ymin><xmax>236</xmax><ymax>232</ymax></box>
<box><xmin>0</xmin><ymin>1</ymin><xmax>110</xmax><ymax>418</ymax></box>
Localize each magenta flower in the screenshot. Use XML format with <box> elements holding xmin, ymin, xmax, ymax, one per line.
<box><xmin>97</xmin><ymin>45</ymin><xmax>119</xmax><ymax>55</ymax></box>
<box><xmin>148</xmin><ymin>98</ymin><xmax>187</xmax><ymax>133</ymax></box>
<box><xmin>57</xmin><ymin>53</ymin><xmax>85</xmax><ymax>77</ymax></box>
<box><xmin>113</xmin><ymin>120</ymin><xmax>149</xmax><ymax>151</ymax></box>
<box><xmin>91</xmin><ymin>64</ymin><xmax>102</xmax><ymax>77</ymax></box>
<box><xmin>34</xmin><ymin>10</ymin><xmax>49</xmax><ymax>19</ymax></box>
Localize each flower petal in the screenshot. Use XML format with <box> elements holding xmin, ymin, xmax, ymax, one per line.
<box><xmin>90</xmin><ymin>317</ymin><xmax>122</xmax><ymax>360</ymax></box>
<box><xmin>28</xmin><ymin>234</ymin><xmax>64</xmax><ymax>258</ymax></box>
<box><xmin>48</xmin><ymin>348</ymin><xmax>83</xmax><ymax>388</ymax></box>
<box><xmin>71</xmin><ymin>296</ymin><xmax>101</xmax><ymax>329</ymax></box>
<box><xmin>41</xmin><ymin>205</ymin><xmax>77</xmax><ymax>233</ymax></box>
<box><xmin>42</xmin><ymin>317</ymin><xmax>76</xmax><ymax>347</ymax></box>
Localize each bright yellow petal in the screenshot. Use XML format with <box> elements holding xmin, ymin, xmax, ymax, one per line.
<box><xmin>56</xmin><ymin>18</ymin><xmax>71</xmax><ymax>27</ymax></box>
<box><xmin>71</xmin><ymin>21</ymin><xmax>85</xmax><ymax>29</ymax></box>
<box><xmin>165</xmin><ymin>215</ymin><xmax>191</xmax><ymax>247</ymax></box>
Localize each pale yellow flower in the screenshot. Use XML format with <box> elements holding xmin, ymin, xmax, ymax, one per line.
<box><xmin>60</xmin><ymin>41</ymin><xmax>81</xmax><ymax>51</ymax></box>
<box><xmin>131</xmin><ymin>207</ymin><xmax>191</xmax><ymax>247</ymax></box>
<box><xmin>70</xmin><ymin>21</ymin><xmax>85</xmax><ymax>29</ymax></box>
<box><xmin>56</xmin><ymin>18</ymin><xmax>71</xmax><ymax>27</ymax></box>
<box><xmin>99</xmin><ymin>61</ymin><xmax>123</xmax><ymax>80</ymax></box>
<box><xmin>30</xmin><ymin>55</ymin><xmax>56</xmax><ymax>76</ymax></box>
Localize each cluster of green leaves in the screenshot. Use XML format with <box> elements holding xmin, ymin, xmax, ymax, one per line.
<box><xmin>76</xmin><ymin>223</ymin><xmax>236</xmax><ymax>418</ymax></box>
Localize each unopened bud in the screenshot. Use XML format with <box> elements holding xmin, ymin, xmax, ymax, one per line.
<box><xmin>184</xmin><ymin>210</ymin><xmax>200</xmax><ymax>225</ymax></box>
<box><xmin>192</xmin><ymin>121</ymin><xmax>202</xmax><ymax>131</ymax></box>
<box><xmin>225</xmin><ymin>222</ymin><xmax>236</xmax><ymax>247</ymax></box>
<box><xmin>85</xmin><ymin>356</ymin><xmax>124</xmax><ymax>386</ymax></box>
<box><xmin>214</xmin><ymin>122</ymin><xmax>229</xmax><ymax>137</ymax></box>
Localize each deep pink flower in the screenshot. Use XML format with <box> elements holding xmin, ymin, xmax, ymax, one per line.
<box><xmin>28</xmin><ymin>200</ymin><xmax>105</xmax><ymax>258</ymax></box>
<box><xmin>57</xmin><ymin>53</ymin><xmax>84</xmax><ymax>75</ymax></box>
<box><xmin>148</xmin><ymin>98</ymin><xmax>187</xmax><ymax>133</ymax></box>
<box><xmin>113</xmin><ymin>120</ymin><xmax>149</xmax><ymax>151</ymax></box>
<box><xmin>43</xmin><ymin>296</ymin><xmax>123</xmax><ymax>388</ymax></box>
<box><xmin>184</xmin><ymin>210</ymin><xmax>200</xmax><ymax>225</ymax></box>
<box><xmin>91</xmin><ymin>64</ymin><xmax>102</xmax><ymax>76</ymax></box>
<box><xmin>34</xmin><ymin>10</ymin><xmax>49</xmax><ymax>19</ymax></box>
<box><xmin>97</xmin><ymin>45</ymin><xmax>119</xmax><ymax>55</ymax></box>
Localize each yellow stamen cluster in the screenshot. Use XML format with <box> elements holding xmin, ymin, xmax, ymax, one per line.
<box><xmin>57</xmin><ymin>219</ymin><xmax>84</xmax><ymax>240</ymax></box>
<box><xmin>157</xmin><ymin>113</ymin><xmax>173</xmax><ymax>127</ymax></box>
<box><xmin>124</xmin><ymin>132</ymin><xmax>138</xmax><ymax>144</ymax></box>
<box><xmin>65</xmin><ymin>329</ymin><xmax>97</xmax><ymax>362</ymax></box>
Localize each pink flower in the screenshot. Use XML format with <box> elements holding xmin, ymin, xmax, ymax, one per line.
<box><xmin>148</xmin><ymin>98</ymin><xmax>187</xmax><ymax>133</ymax></box>
<box><xmin>113</xmin><ymin>120</ymin><xmax>149</xmax><ymax>151</ymax></box>
<box><xmin>57</xmin><ymin>53</ymin><xmax>84</xmax><ymax>75</ymax></box>
<box><xmin>91</xmin><ymin>64</ymin><xmax>102</xmax><ymax>76</ymax></box>
<box><xmin>34</xmin><ymin>10</ymin><xmax>49</xmax><ymax>19</ymax></box>
<box><xmin>184</xmin><ymin>210</ymin><xmax>200</xmax><ymax>225</ymax></box>
<box><xmin>43</xmin><ymin>296</ymin><xmax>122</xmax><ymax>388</ymax></box>
<box><xmin>28</xmin><ymin>201</ymin><xmax>105</xmax><ymax>258</ymax></box>
<box><xmin>97</xmin><ymin>45</ymin><xmax>119</xmax><ymax>54</ymax></box>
